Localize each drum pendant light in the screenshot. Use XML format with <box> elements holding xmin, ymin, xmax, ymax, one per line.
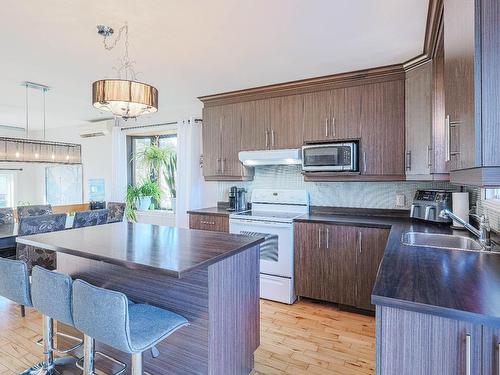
<box><xmin>92</xmin><ymin>23</ymin><xmax>158</xmax><ymax>120</ymax></box>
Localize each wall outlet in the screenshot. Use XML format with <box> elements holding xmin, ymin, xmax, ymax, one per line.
<box><xmin>396</xmin><ymin>193</ymin><xmax>406</xmax><ymax>208</ymax></box>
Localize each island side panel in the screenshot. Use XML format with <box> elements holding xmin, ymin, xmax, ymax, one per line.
<box><xmin>208</xmin><ymin>245</ymin><xmax>260</xmax><ymax>375</ymax></box>
<box><xmin>56</xmin><ymin>252</ymin><xmax>209</xmax><ymax>375</ymax></box>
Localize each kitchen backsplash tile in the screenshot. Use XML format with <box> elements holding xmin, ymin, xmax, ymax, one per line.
<box><xmin>218</xmin><ymin>165</ymin><xmax>460</xmax><ymax>210</ymax></box>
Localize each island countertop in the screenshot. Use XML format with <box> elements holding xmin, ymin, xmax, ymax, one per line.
<box><xmin>16</xmin><ymin>221</ymin><xmax>264</xmax><ymax>278</ymax></box>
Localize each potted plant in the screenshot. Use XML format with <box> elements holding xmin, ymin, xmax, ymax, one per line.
<box><xmin>125</xmin><ymin>181</ymin><xmax>162</xmax><ymax>221</ymax></box>
<box><xmin>138</xmin><ymin>180</ymin><xmax>161</xmax><ymax>211</ymax></box>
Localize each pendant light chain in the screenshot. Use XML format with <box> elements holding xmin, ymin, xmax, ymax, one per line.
<box><xmin>25</xmin><ymin>83</ymin><xmax>29</xmax><ymax>138</ymax></box>
<box><xmin>101</xmin><ymin>22</ymin><xmax>137</xmax><ymax>81</ymax></box>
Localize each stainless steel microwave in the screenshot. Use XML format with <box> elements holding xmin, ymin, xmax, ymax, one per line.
<box><xmin>301</xmin><ymin>142</ymin><xmax>358</xmax><ymax>172</ymax></box>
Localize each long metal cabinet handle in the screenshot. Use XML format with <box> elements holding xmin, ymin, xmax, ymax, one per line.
<box><xmin>332</xmin><ymin>117</ymin><xmax>336</xmax><ymax>137</ymax></box>
<box><xmin>465</xmin><ymin>334</ymin><xmax>471</xmax><ymax>375</ymax></box>
<box><xmin>318</xmin><ymin>228</ymin><xmax>321</xmax><ymax>249</ymax></box>
<box><xmin>326</xmin><ymin>227</ymin><xmax>329</xmax><ymax>249</ymax></box>
<box><xmin>271</xmin><ymin>129</ymin><xmax>275</xmax><ymax>148</ymax></box>
<box><xmin>265</xmin><ymin>130</ymin><xmax>269</xmax><ymax>149</ymax></box>
<box><xmin>445</xmin><ymin>115</ymin><xmax>451</xmax><ymax>162</ymax></box>
<box><xmin>363</xmin><ymin>152</ymin><xmax>367</xmax><ymax>173</ymax></box>
<box><xmin>325</xmin><ymin>118</ymin><xmax>329</xmax><ymax>137</ymax></box>
<box><xmin>358</xmin><ymin>231</ymin><xmax>362</xmax><ymax>253</ymax></box>
<box><xmin>427</xmin><ymin>145</ymin><xmax>432</xmax><ymax>168</ymax></box>
<box><xmin>406</xmin><ymin>151</ymin><xmax>412</xmax><ymax>171</ymax></box>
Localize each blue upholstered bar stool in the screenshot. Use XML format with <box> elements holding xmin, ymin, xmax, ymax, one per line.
<box><xmin>29</xmin><ymin>266</ymin><xmax>83</xmax><ymax>375</ymax></box>
<box><xmin>0</xmin><ymin>259</ymin><xmax>80</xmax><ymax>374</ymax></box>
<box><xmin>73</xmin><ymin>280</ymin><xmax>189</xmax><ymax>375</ymax></box>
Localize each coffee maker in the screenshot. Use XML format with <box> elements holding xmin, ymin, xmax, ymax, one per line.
<box><xmin>228</xmin><ymin>186</ymin><xmax>238</xmax><ymax>211</ymax></box>
<box><xmin>227</xmin><ymin>186</ymin><xmax>247</xmax><ymax>212</ymax></box>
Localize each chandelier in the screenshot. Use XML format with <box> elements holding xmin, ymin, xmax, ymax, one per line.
<box><xmin>92</xmin><ymin>23</ymin><xmax>158</xmax><ymax>120</ymax></box>
<box><xmin>0</xmin><ymin>82</ymin><xmax>82</xmax><ymax>164</ymax></box>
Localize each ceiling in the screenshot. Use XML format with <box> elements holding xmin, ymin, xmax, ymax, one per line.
<box><xmin>0</xmin><ymin>0</ymin><xmax>429</xmax><ymax>131</ymax></box>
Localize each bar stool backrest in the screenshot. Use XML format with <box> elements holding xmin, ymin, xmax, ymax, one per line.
<box><xmin>0</xmin><ymin>258</ymin><xmax>32</xmax><ymax>307</ymax></box>
<box><xmin>31</xmin><ymin>266</ymin><xmax>74</xmax><ymax>326</ymax></box>
<box><xmin>18</xmin><ymin>213</ymin><xmax>67</xmax><ymax>236</ymax></box>
<box><xmin>73</xmin><ymin>280</ymin><xmax>133</xmax><ymax>353</ymax></box>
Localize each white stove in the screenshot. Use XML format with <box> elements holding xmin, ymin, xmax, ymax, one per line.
<box><xmin>229</xmin><ymin>189</ymin><xmax>309</xmax><ymax>304</ymax></box>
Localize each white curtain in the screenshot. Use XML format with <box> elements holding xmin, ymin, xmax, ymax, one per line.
<box><xmin>110</xmin><ymin>125</ymin><xmax>128</xmax><ymax>202</ymax></box>
<box><xmin>175</xmin><ymin>118</ymin><xmax>204</xmax><ymax>228</ymax></box>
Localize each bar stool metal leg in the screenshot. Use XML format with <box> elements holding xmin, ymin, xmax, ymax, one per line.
<box><xmin>131</xmin><ymin>352</ymin><xmax>142</xmax><ymax>375</ymax></box>
<box><xmin>21</xmin><ymin>315</ymin><xmax>79</xmax><ymax>375</ymax></box>
<box><xmin>83</xmin><ymin>335</ymin><xmax>95</xmax><ymax>375</ymax></box>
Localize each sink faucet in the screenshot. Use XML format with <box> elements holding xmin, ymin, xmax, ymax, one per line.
<box><xmin>439</xmin><ymin>209</ymin><xmax>491</xmax><ymax>250</ymax></box>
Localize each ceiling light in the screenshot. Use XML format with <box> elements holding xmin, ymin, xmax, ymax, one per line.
<box><xmin>0</xmin><ymin>82</ymin><xmax>82</xmax><ymax>164</ymax></box>
<box><xmin>92</xmin><ymin>22</ymin><xmax>158</xmax><ymax>120</ymax></box>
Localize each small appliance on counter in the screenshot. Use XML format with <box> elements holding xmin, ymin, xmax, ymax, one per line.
<box><xmin>410</xmin><ymin>190</ymin><xmax>453</xmax><ymax>223</ymax></box>
<box><xmin>89</xmin><ymin>200</ymin><xmax>106</xmax><ymax>210</ymax></box>
<box><xmin>226</xmin><ymin>186</ymin><xmax>247</xmax><ymax>212</ymax></box>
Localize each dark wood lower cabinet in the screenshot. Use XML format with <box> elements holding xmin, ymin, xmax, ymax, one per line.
<box><xmin>482</xmin><ymin>326</ymin><xmax>500</xmax><ymax>375</ymax></box>
<box><xmin>377</xmin><ymin>306</ymin><xmax>485</xmax><ymax>375</ymax></box>
<box><xmin>294</xmin><ymin>222</ymin><xmax>389</xmax><ymax>311</ymax></box>
<box><xmin>189</xmin><ymin>214</ymin><xmax>229</xmax><ymax>232</ymax></box>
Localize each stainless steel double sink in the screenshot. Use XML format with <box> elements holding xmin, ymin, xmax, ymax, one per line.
<box><xmin>401</xmin><ymin>231</ymin><xmax>485</xmax><ymax>252</ymax></box>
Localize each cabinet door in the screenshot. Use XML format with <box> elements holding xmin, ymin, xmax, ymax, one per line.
<box><xmin>294</xmin><ymin>222</ymin><xmax>357</xmax><ymax>304</ymax></box>
<box><xmin>482</xmin><ymin>326</ymin><xmax>500</xmax><ymax>375</ymax></box>
<box><xmin>303</xmin><ymin>89</ymin><xmax>349</xmax><ymax>141</ymax></box>
<box><xmin>326</xmin><ymin>224</ymin><xmax>357</xmax><ymax>306</ymax></box>
<box><xmin>378</xmin><ymin>306</ymin><xmax>482</xmax><ymax>375</ymax></box>
<box><xmin>355</xmin><ymin>227</ymin><xmax>389</xmax><ymax>311</ymax></box>
<box><xmin>240</xmin><ymin>100</ymin><xmax>268</xmax><ymax>151</ymax></box>
<box><xmin>342</xmin><ymin>86</ymin><xmax>362</xmax><ymax>139</ymax></box>
<box><xmin>219</xmin><ymin>103</ymin><xmax>243</xmax><ymax>177</ymax></box>
<box><xmin>269</xmin><ymin>95</ymin><xmax>304</xmax><ymax>149</ymax></box>
<box><xmin>360</xmin><ymin>81</ymin><xmax>405</xmax><ymax>176</ymax></box>
<box><xmin>303</xmin><ymin>91</ymin><xmax>331</xmax><ymax>142</ymax></box>
<box><xmin>443</xmin><ymin>0</ymin><xmax>476</xmax><ymax>171</ymax></box>
<box><xmin>405</xmin><ymin>62</ymin><xmax>432</xmax><ymax>177</ymax></box>
<box><xmin>202</xmin><ymin>106</ymin><xmax>222</xmax><ymax>177</ymax></box>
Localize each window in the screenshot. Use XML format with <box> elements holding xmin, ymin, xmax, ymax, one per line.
<box><xmin>485</xmin><ymin>189</ymin><xmax>500</xmax><ymax>201</ymax></box>
<box><xmin>127</xmin><ymin>134</ymin><xmax>177</xmax><ymax>210</ymax></box>
<box><xmin>0</xmin><ymin>172</ymin><xmax>15</xmax><ymax>207</ymax></box>
<box><xmin>45</xmin><ymin>165</ymin><xmax>83</xmax><ymax>205</ymax></box>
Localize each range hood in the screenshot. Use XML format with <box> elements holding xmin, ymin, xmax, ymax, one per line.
<box><xmin>239</xmin><ymin>149</ymin><xmax>302</xmax><ymax>166</ymax></box>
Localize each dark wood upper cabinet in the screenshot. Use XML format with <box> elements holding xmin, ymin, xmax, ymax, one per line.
<box><xmin>303</xmin><ymin>88</ymin><xmax>360</xmax><ymax>142</ymax></box>
<box><xmin>268</xmin><ymin>95</ymin><xmax>304</xmax><ymax>149</ymax></box>
<box><xmin>360</xmin><ymin>80</ymin><xmax>405</xmax><ymax>177</ymax></box>
<box><xmin>240</xmin><ymin>100</ymin><xmax>269</xmax><ymax>151</ymax></box>
<box><xmin>202</xmin><ymin>104</ymin><xmax>254</xmax><ymax>181</ymax></box>
<box><xmin>443</xmin><ymin>0</ymin><xmax>500</xmax><ymax>185</ymax></box>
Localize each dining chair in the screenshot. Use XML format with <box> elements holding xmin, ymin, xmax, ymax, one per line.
<box><xmin>17</xmin><ymin>204</ymin><xmax>53</xmax><ymax>220</ymax></box>
<box><xmin>107</xmin><ymin>202</ymin><xmax>126</xmax><ymax>223</ymax></box>
<box><xmin>16</xmin><ymin>213</ymin><xmax>67</xmax><ymax>317</ymax></box>
<box><xmin>0</xmin><ymin>207</ymin><xmax>15</xmax><ymax>225</ymax></box>
<box><xmin>73</xmin><ymin>209</ymin><xmax>109</xmax><ymax>229</ymax></box>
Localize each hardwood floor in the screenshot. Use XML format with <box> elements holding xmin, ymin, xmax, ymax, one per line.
<box><xmin>0</xmin><ymin>297</ymin><xmax>375</xmax><ymax>375</ymax></box>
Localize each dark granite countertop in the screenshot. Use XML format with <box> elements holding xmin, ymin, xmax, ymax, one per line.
<box><xmin>17</xmin><ymin>222</ymin><xmax>264</xmax><ymax>278</ymax></box>
<box><xmin>294</xmin><ymin>207</ymin><xmax>500</xmax><ymax>325</ymax></box>
<box><xmin>187</xmin><ymin>207</ymin><xmax>231</xmax><ymax>217</ymax></box>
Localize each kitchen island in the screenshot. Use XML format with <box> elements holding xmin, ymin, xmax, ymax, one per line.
<box><xmin>17</xmin><ymin>222</ymin><xmax>264</xmax><ymax>375</ymax></box>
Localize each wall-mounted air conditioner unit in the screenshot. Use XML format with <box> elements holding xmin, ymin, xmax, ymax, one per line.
<box><xmin>79</xmin><ymin>120</ymin><xmax>114</xmax><ymax>138</ymax></box>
